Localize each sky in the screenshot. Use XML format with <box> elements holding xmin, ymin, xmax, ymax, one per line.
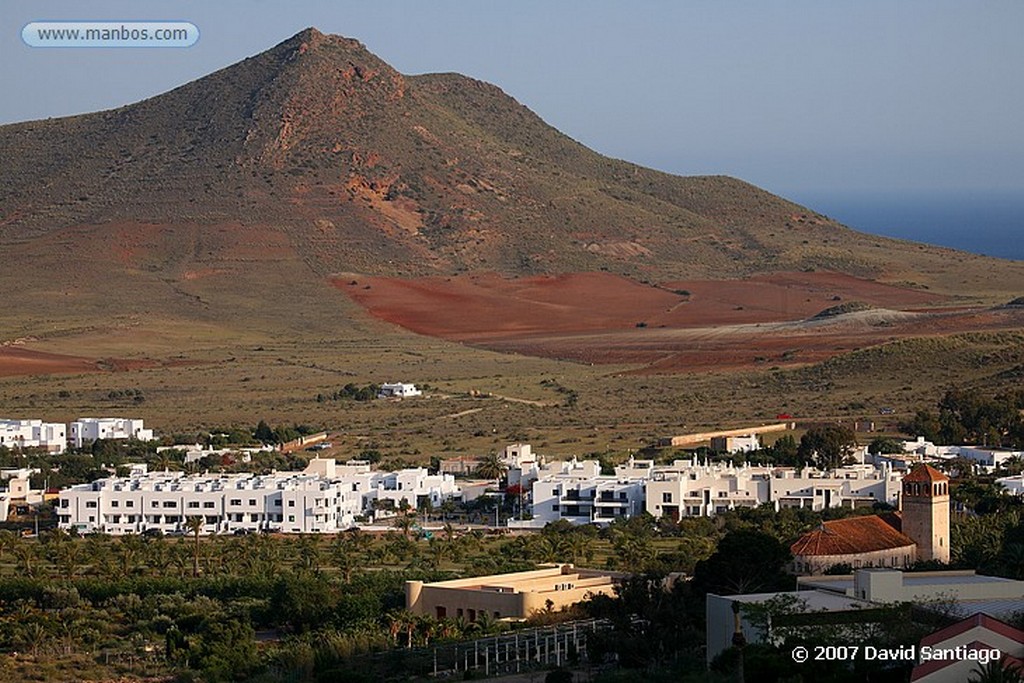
<box><xmin>2</xmin><ymin>1</ymin><xmax>1023</xmax><ymax>203</ymax></box>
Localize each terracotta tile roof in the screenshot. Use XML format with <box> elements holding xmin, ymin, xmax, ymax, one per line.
<box><xmin>790</xmin><ymin>515</ymin><xmax>916</xmax><ymax>557</ymax></box>
<box><xmin>903</xmin><ymin>464</ymin><xmax>949</xmax><ymax>483</ymax></box>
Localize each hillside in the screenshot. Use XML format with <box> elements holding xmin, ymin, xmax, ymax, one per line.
<box><xmin>3</xmin><ymin>30</ymin><xmax>1022</xmax><ymax>291</ymax></box>
<box><xmin>0</xmin><ymin>27</ymin><xmax>1021</xmax><ymax>392</ymax></box>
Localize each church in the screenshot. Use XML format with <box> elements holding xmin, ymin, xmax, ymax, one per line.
<box><xmin>790</xmin><ymin>464</ymin><xmax>951</xmax><ymax>575</ymax></box>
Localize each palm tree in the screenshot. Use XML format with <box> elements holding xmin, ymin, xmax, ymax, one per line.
<box><xmin>969</xmin><ymin>657</ymin><xmax>1023</xmax><ymax>683</ymax></box>
<box><xmin>393</xmin><ymin>514</ymin><xmax>415</xmax><ymax>539</ymax></box>
<box><xmin>52</xmin><ymin>541</ymin><xmax>84</xmax><ymax>580</ymax></box>
<box><xmin>475</xmin><ymin>452</ymin><xmax>508</xmax><ymax>484</ymax></box>
<box><xmin>295</xmin><ymin>534</ymin><xmax>321</xmax><ymax>575</ymax></box>
<box><xmin>144</xmin><ymin>535</ymin><xmax>172</xmax><ymax>576</ymax></box>
<box><xmin>331</xmin><ymin>535</ymin><xmax>359</xmax><ymax>582</ymax></box>
<box><xmin>184</xmin><ymin>516</ymin><xmax>204</xmax><ymax>577</ymax></box>
<box><xmin>14</xmin><ymin>542</ymin><xmax>40</xmax><ymax>579</ymax></box>
<box><xmin>0</xmin><ymin>529</ymin><xmax>17</xmax><ymax>560</ymax></box>
<box><xmin>114</xmin><ymin>535</ymin><xmax>144</xmax><ymax>578</ymax></box>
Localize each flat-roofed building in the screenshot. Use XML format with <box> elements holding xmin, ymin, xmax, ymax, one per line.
<box><xmin>405</xmin><ymin>564</ymin><xmax>621</xmax><ymax>621</ymax></box>
<box><xmin>69</xmin><ymin>417</ymin><xmax>154</xmax><ymax>448</ymax></box>
<box><xmin>58</xmin><ymin>469</ymin><xmax>369</xmax><ymax>535</ymax></box>
<box><xmin>0</xmin><ymin>419</ymin><xmax>67</xmax><ymax>453</ymax></box>
<box><xmin>646</xmin><ymin>461</ymin><xmax>901</xmax><ymax>520</ymax></box>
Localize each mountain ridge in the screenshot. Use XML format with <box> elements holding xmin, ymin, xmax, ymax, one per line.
<box><xmin>0</xmin><ymin>27</ymin><xmax>1021</xmax><ymax>344</ymax></box>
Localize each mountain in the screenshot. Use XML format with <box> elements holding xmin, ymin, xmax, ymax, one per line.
<box><xmin>1</xmin><ymin>27</ymin><xmax>1021</xmax><ymax>343</ymax></box>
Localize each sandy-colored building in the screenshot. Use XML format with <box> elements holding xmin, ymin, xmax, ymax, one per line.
<box><xmin>405</xmin><ymin>565</ymin><xmax>620</xmax><ymax>621</ymax></box>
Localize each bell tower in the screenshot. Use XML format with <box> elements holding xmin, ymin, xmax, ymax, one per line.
<box><xmin>900</xmin><ymin>464</ymin><xmax>950</xmax><ymax>563</ymax></box>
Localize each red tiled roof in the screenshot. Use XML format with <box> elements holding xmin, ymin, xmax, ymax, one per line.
<box><xmin>903</xmin><ymin>464</ymin><xmax>949</xmax><ymax>483</ymax></box>
<box><xmin>790</xmin><ymin>515</ymin><xmax>916</xmax><ymax>557</ymax></box>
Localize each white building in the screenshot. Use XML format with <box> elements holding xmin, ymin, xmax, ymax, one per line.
<box><xmin>996</xmin><ymin>474</ymin><xmax>1024</xmax><ymax>497</ymax></box>
<box><xmin>58</xmin><ymin>466</ymin><xmax>372</xmax><ymax>535</ymax></box>
<box><xmin>0</xmin><ymin>419</ymin><xmax>67</xmax><ymax>453</ymax></box>
<box><xmin>503</xmin><ymin>443</ymin><xmax>543</xmax><ymax>489</ymax></box>
<box><xmin>710</xmin><ymin>434</ymin><xmax>760</xmax><ymax>454</ymax></box>
<box><xmin>56</xmin><ymin>458</ymin><xmax>462</xmax><ymax>535</ymax></box>
<box><xmin>69</xmin><ymin>418</ymin><xmax>155</xmax><ymax>448</ymax></box>
<box><xmin>646</xmin><ymin>460</ymin><xmax>902</xmax><ymax>520</ymax></box>
<box><xmin>370</xmin><ymin>467</ymin><xmax>461</xmax><ymax>511</ymax></box>
<box><xmin>377</xmin><ymin>383</ymin><xmax>422</xmax><ymax>398</ymax></box>
<box><xmin>956</xmin><ymin>446</ymin><xmax>1023</xmax><ymax>473</ymax></box>
<box><xmin>510</xmin><ymin>458</ymin><xmax>647</xmax><ymax>529</ymax></box>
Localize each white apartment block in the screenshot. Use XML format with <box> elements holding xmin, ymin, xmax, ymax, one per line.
<box><xmin>56</xmin><ymin>458</ymin><xmax>462</xmax><ymax>535</ymax></box>
<box><xmin>511</xmin><ymin>458</ymin><xmax>647</xmax><ymax>529</ymax></box>
<box><xmin>370</xmin><ymin>467</ymin><xmax>461</xmax><ymax>511</ymax></box>
<box><xmin>58</xmin><ymin>469</ymin><xmax>371</xmax><ymax>535</ymax></box>
<box><xmin>647</xmin><ymin>461</ymin><xmax>902</xmax><ymax>519</ymax></box>
<box><xmin>510</xmin><ymin>454</ymin><xmax>905</xmax><ymax>528</ymax></box>
<box><xmin>0</xmin><ymin>419</ymin><xmax>67</xmax><ymax>453</ymax></box>
<box><xmin>69</xmin><ymin>418</ymin><xmax>155</xmax><ymax>448</ymax></box>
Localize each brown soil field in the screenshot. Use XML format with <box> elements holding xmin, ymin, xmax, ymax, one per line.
<box><xmin>0</xmin><ymin>346</ymin><xmax>198</xmax><ymax>378</ymax></box>
<box><xmin>0</xmin><ymin>347</ymin><xmax>106</xmax><ymax>377</ymax></box>
<box><xmin>335</xmin><ymin>271</ymin><xmax>1023</xmax><ymax>373</ymax></box>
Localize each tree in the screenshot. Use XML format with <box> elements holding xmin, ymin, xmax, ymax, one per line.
<box><xmin>692</xmin><ymin>529</ymin><xmax>793</xmax><ymax>596</ymax></box>
<box><xmin>254</xmin><ymin>420</ymin><xmax>275</xmax><ymax>444</ymax></box>
<box><xmin>798</xmin><ymin>425</ymin><xmax>856</xmax><ymax>470</ymax></box>
<box><xmin>475</xmin><ymin>451</ymin><xmax>508</xmax><ymax>484</ymax></box>
<box><xmin>968</xmin><ymin>657</ymin><xmax>1024</xmax><ymax>683</ymax></box>
<box><xmin>869</xmin><ymin>437</ymin><xmax>904</xmax><ymax>455</ymax></box>
<box><xmin>184</xmin><ymin>516</ymin><xmax>204</xmax><ymax>577</ymax></box>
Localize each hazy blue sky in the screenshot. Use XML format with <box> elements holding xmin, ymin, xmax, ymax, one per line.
<box><xmin>3</xmin><ymin>1</ymin><xmax>1023</xmax><ymax>200</ymax></box>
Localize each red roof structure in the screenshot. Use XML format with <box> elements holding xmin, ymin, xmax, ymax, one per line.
<box><xmin>903</xmin><ymin>464</ymin><xmax>949</xmax><ymax>484</ymax></box>
<box><xmin>790</xmin><ymin>515</ymin><xmax>916</xmax><ymax>557</ymax></box>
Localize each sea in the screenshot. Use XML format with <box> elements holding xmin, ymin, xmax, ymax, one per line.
<box><xmin>788</xmin><ymin>191</ymin><xmax>1024</xmax><ymax>262</ymax></box>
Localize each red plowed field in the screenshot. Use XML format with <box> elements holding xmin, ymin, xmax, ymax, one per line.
<box><xmin>335</xmin><ymin>271</ymin><xmax>1018</xmax><ymax>373</ymax></box>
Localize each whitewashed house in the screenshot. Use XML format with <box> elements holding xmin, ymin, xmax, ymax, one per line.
<box><xmin>0</xmin><ymin>419</ymin><xmax>67</xmax><ymax>453</ymax></box>
<box><xmin>377</xmin><ymin>383</ymin><xmax>422</xmax><ymax>398</ymax></box>
<box><xmin>69</xmin><ymin>418</ymin><xmax>155</xmax><ymax>448</ymax></box>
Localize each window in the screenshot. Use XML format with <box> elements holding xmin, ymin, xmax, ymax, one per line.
<box><xmin>151</xmin><ymin>501</ymin><xmax>160</xmax><ymax>508</ymax></box>
<box><xmin>662</xmin><ymin>492</ymin><xmax>672</xmax><ymax>503</ymax></box>
<box><xmin>86</xmin><ymin>501</ymin><xmax>97</xmax><ymax>508</ymax></box>
<box><xmin>125</xmin><ymin>501</ymin><xmax>134</xmax><ymax>508</ymax></box>
<box><xmin>229</xmin><ymin>499</ymin><xmax>241</xmax><ymax>506</ymax></box>
<box><xmin>162</xmin><ymin>501</ymin><xmax>176</xmax><ymax>508</ymax></box>
<box><xmin>249</xmin><ymin>499</ymin><xmax>256</xmax><ymax>506</ymax></box>
<box><xmin>552</xmin><ymin>504</ymin><xmax>559</xmax><ymax>512</ymax></box>
<box><xmin>288</xmin><ymin>515</ymin><xmax>295</xmax><ymax>522</ymax></box>
<box><xmin>111</xmin><ymin>500</ymin><xmax>119</xmax><ymax>508</ymax></box>
<box><xmin>187</xmin><ymin>501</ymin><xmax>199</xmax><ymax>508</ymax></box>
<box><xmin>203</xmin><ymin>502</ymin><xmax>215</xmax><ymax>508</ymax></box>
<box><xmin>288</xmin><ymin>500</ymin><xmax>295</xmax><ymax>507</ymax></box>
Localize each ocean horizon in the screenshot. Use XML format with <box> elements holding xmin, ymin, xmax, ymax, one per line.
<box><xmin>791</xmin><ymin>191</ymin><xmax>1024</xmax><ymax>262</ymax></box>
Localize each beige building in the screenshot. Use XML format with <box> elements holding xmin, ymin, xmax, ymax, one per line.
<box><xmin>405</xmin><ymin>565</ymin><xmax>620</xmax><ymax>621</ymax></box>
